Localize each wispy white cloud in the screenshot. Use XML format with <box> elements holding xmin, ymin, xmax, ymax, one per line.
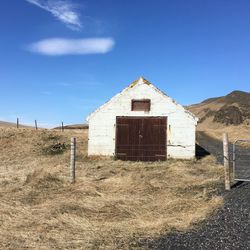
<box><xmin>26</xmin><ymin>0</ymin><xmax>82</xmax><ymax>30</ymax></box>
<box><xmin>27</xmin><ymin>38</ymin><xmax>115</xmax><ymax>56</ymax></box>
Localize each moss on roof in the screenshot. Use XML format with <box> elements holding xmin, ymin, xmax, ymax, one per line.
<box><xmin>128</xmin><ymin>76</ymin><xmax>151</xmax><ymax>88</ymax></box>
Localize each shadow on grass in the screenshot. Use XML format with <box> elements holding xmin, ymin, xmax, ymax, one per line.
<box><xmin>195</xmin><ymin>143</ymin><xmax>211</xmax><ymax>160</ymax></box>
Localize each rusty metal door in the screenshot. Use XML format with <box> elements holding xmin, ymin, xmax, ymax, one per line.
<box><xmin>116</xmin><ymin>117</ymin><xmax>167</xmax><ymax>161</ymax></box>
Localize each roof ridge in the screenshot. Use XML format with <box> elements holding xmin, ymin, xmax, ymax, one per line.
<box><xmin>128</xmin><ymin>76</ymin><xmax>151</xmax><ymax>88</ymax></box>
<box><xmin>87</xmin><ymin>77</ymin><xmax>198</xmax><ymax>123</ymax></box>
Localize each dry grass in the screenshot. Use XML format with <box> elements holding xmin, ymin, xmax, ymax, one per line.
<box><xmin>0</xmin><ymin>120</ymin><xmax>38</xmax><ymax>129</ymax></box>
<box><xmin>0</xmin><ymin>128</ymin><xmax>224</xmax><ymax>249</ymax></box>
<box><xmin>188</xmin><ymin>98</ymin><xmax>250</xmax><ymax>143</ymax></box>
<box><xmin>197</xmin><ymin>118</ymin><xmax>250</xmax><ymax>143</ymax></box>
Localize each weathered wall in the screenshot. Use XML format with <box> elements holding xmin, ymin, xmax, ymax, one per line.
<box><xmin>88</xmin><ymin>80</ymin><xmax>197</xmax><ymax>159</ymax></box>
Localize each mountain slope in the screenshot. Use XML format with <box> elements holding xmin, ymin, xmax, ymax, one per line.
<box><xmin>188</xmin><ymin>90</ymin><xmax>250</xmax><ymax>125</ymax></box>
<box><xmin>188</xmin><ymin>90</ymin><xmax>250</xmax><ymax>141</ymax></box>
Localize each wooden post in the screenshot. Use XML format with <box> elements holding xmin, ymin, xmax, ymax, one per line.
<box><xmin>35</xmin><ymin>120</ymin><xmax>38</xmax><ymax>130</ymax></box>
<box><xmin>223</xmin><ymin>133</ymin><xmax>231</xmax><ymax>190</ymax></box>
<box><xmin>61</xmin><ymin>122</ymin><xmax>64</xmax><ymax>132</ymax></box>
<box><xmin>17</xmin><ymin>118</ymin><xmax>19</xmax><ymax>128</ymax></box>
<box><xmin>70</xmin><ymin>137</ymin><xmax>76</xmax><ymax>183</ymax></box>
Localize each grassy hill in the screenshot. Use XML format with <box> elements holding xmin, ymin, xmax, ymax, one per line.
<box><xmin>53</xmin><ymin>123</ymin><xmax>88</xmax><ymax>130</ymax></box>
<box><xmin>0</xmin><ymin>127</ymin><xmax>223</xmax><ymax>249</ymax></box>
<box><xmin>0</xmin><ymin>120</ymin><xmax>33</xmax><ymax>128</ymax></box>
<box><xmin>188</xmin><ymin>90</ymin><xmax>250</xmax><ymax>142</ymax></box>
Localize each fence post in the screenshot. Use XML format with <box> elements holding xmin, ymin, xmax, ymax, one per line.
<box><xmin>223</xmin><ymin>133</ymin><xmax>231</xmax><ymax>190</ymax></box>
<box><xmin>35</xmin><ymin>120</ymin><xmax>38</xmax><ymax>130</ymax></box>
<box><xmin>17</xmin><ymin>118</ymin><xmax>19</xmax><ymax>128</ymax></box>
<box><xmin>70</xmin><ymin>137</ymin><xmax>76</xmax><ymax>183</ymax></box>
<box><xmin>62</xmin><ymin>122</ymin><xmax>64</xmax><ymax>132</ymax></box>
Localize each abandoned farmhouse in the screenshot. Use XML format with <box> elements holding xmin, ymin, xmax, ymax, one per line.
<box><xmin>87</xmin><ymin>77</ymin><xmax>198</xmax><ymax>161</ymax></box>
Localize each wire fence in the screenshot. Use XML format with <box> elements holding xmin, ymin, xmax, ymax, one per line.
<box><xmin>12</xmin><ymin>120</ymin><xmax>250</xmax><ymax>181</ymax></box>
<box><xmin>13</xmin><ymin>117</ymin><xmax>88</xmax><ymax>131</ymax></box>
<box><xmin>233</xmin><ymin>140</ymin><xmax>250</xmax><ymax>181</ymax></box>
<box><xmin>197</xmin><ymin>132</ymin><xmax>250</xmax><ymax>182</ymax></box>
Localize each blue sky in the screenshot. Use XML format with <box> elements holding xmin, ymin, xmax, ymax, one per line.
<box><xmin>0</xmin><ymin>0</ymin><xmax>250</xmax><ymax>127</ymax></box>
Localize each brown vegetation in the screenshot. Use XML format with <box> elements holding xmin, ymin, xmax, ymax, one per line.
<box><xmin>188</xmin><ymin>90</ymin><xmax>250</xmax><ymax>142</ymax></box>
<box><xmin>0</xmin><ymin>128</ymin><xmax>224</xmax><ymax>249</ymax></box>
<box><xmin>0</xmin><ymin>121</ymin><xmax>33</xmax><ymax>128</ymax></box>
<box><xmin>53</xmin><ymin>124</ymin><xmax>89</xmax><ymax>130</ymax></box>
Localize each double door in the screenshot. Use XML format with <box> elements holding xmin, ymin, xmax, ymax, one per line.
<box><xmin>116</xmin><ymin>117</ymin><xmax>167</xmax><ymax>161</ymax></box>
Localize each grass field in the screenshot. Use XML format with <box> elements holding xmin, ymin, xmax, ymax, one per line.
<box><xmin>196</xmin><ymin>118</ymin><xmax>250</xmax><ymax>143</ymax></box>
<box><xmin>0</xmin><ymin>121</ymin><xmax>33</xmax><ymax>128</ymax></box>
<box><xmin>0</xmin><ymin>128</ymin><xmax>225</xmax><ymax>249</ymax></box>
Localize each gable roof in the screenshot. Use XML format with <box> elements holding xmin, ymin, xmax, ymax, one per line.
<box><xmin>87</xmin><ymin>77</ymin><xmax>198</xmax><ymax>122</ymax></box>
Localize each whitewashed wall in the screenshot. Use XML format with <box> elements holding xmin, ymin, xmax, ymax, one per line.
<box><xmin>87</xmin><ymin>80</ymin><xmax>197</xmax><ymax>159</ymax></box>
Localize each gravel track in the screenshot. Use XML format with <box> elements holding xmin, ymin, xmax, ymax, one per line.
<box><xmin>141</xmin><ymin>182</ymin><xmax>249</xmax><ymax>250</ymax></box>
<box><xmin>138</xmin><ymin>132</ymin><xmax>250</xmax><ymax>250</ymax></box>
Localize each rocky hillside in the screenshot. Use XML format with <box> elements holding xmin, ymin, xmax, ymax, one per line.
<box><xmin>188</xmin><ymin>90</ymin><xmax>250</xmax><ymax>125</ymax></box>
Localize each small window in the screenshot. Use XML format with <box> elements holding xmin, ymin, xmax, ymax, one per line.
<box><xmin>131</xmin><ymin>99</ymin><xmax>151</xmax><ymax>111</ymax></box>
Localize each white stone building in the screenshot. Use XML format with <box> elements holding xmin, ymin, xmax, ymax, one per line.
<box><xmin>87</xmin><ymin>77</ymin><xmax>198</xmax><ymax>161</ymax></box>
